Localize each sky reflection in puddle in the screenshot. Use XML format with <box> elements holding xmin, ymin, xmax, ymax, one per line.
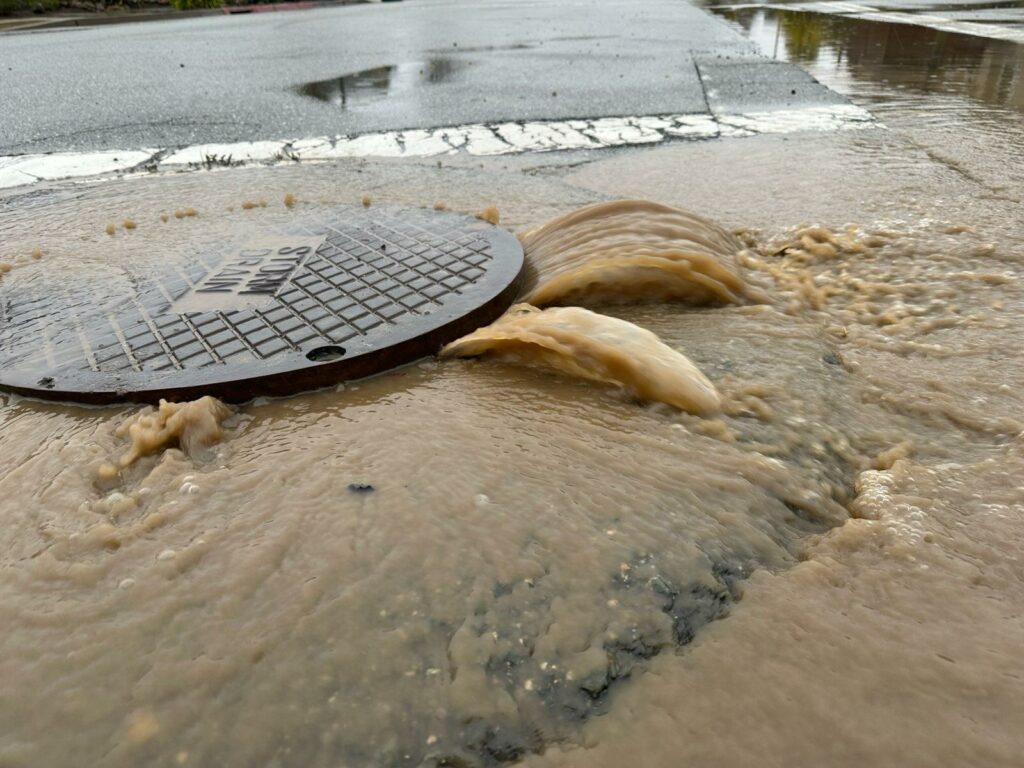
<box><xmin>295</xmin><ymin>59</ymin><xmax>467</xmax><ymax>108</ymax></box>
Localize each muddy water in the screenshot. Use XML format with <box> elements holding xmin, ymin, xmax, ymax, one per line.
<box><xmin>2</xmin><ymin>99</ymin><xmax>1024</xmax><ymax>768</ymax></box>
<box><xmin>706</xmin><ymin>5</ymin><xmax>1024</xmax><ymax>195</ymax></box>
<box><xmin>442</xmin><ymin>304</ymin><xmax>724</xmax><ymax>414</ymax></box>
<box><xmin>531</xmin><ymin>23</ymin><xmax>1024</xmax><ymax>764</ymax></box>
<box><xmin>517</xmin><ymin>199</ymin><xmax>757</xmax><ymax>307</ymax></box>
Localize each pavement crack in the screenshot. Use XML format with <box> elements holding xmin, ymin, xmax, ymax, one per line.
<box><xmin>129</xmin><ymin>148</ymin><xmax>169</xmax><ymax>174</ymax></box>
<box><xmin>693</xmin><ymin>58</ymin><xmax>714</xmax><ymax>116</ymax></box>
<box><xmin>485</xmin><ymin>124</ymin><xmax>512</xmax><ymax>151</ymax></box>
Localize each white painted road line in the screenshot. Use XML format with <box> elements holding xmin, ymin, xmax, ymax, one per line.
<box><xmin>0</xmin><ymin>105</ymin><xmax>878</xmax><ymax>191</ymax></box>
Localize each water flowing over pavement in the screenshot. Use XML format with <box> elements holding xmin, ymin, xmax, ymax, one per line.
<box><xmin>442</xmin><ymin>304</ymin><xmax>725</xmax><ymax>415</ymax></box>
<box><xmin>2</xmin><ymin>0</ymin><xmax>1024</xmax><ymax>766</ymax></box>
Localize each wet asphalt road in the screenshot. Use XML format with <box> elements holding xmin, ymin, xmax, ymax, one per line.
<box><xmin>0</xmin><ymin>0</ymin><xmax>848</xmax><ymax>155</ymax></box>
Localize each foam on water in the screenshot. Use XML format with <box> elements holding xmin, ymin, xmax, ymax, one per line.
<box><xmin>442</xmin><ymin>303</ymin><xmax>722</xmax><ymax>414</ymax></box>
<box><xmin>519</xmin><ymin>199</ymin><xmax>761</xmax><ymax>307</ymax></box>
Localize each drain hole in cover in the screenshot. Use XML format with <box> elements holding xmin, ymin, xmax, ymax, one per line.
<box><xmin>306</xmin><ymin>346</ymin><xmax>347</xmax><ymax>363</ymax></box>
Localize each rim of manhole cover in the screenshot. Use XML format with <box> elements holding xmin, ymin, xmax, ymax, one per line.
<box><xmin>0</xmin><ymin>205</ymin><xmax>525</xmax><ymax>404</ymax></box>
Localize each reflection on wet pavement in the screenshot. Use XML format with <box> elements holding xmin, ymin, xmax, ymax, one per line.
<box><xmin>295</xmin><ymin>59</ymin><xmax>467</xmax><ymax>108</ymax></box>
<box><xmin>706</xmin><ymin>5</ymin><xmax>1024</xmax><ymax>112</ymax></box>
<box><xmin>704</xmin><ymin>0</ymin><xmax>1024</xmax><ymax>42</ymax></box>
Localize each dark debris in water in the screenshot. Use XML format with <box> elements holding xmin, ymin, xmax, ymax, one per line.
<box><xmin>421</xmin><ymin>555</ymin><xmax>747</xmax><ymax>768</ymax></box>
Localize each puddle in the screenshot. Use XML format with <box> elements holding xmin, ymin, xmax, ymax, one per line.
<box><xmin>426</xmin><ymin>43</ymin><xmax>535</xmax><ymax>54</ymax></box>
<box><xmin>704</xmin><ymin>0</ymin><xmax>1024</xmax><ymax>35</ymax></box>
<box><xmin>700</xmin><ymin>1</ymin><xmax>1024</xmax><ymax>195</ymax></box>
<box><xmin>294</xmin><ymin>59</ymin><xmax>467</xmax><ymax>107</ymax></box>
<box><xmin>870</xmin><ymin>0</ymin><xmax>1024</xmax><ymax>17</ymax></box>
<box><xmin>705</xmin><ymin>5</ymin><xmax>1024</xmax><ymax>113</ymax></box>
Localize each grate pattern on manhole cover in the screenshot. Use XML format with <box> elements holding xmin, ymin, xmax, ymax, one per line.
<box><xmin>0</xmin><ymin>206</ymin><xmax>524</xmax><ymax>404</ymax></box>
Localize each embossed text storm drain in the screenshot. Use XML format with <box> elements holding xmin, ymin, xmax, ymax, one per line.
<box><xmin>0</xmin><ymin>206</ymin><xmax>525</xmax><ymax>404</ymax></box>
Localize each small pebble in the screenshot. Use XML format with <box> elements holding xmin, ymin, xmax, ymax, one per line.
<box><xmin>157</xmin><ymin>549</ymin><xmax>175</xmax><ymax>561</ymax></box>
<box><xmin>118</xmin><ymin>578</ymin><xmax>136</xmax><ymax>590</ymax></box>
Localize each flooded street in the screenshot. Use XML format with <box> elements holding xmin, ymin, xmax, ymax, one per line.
<box><xmin>704</xmin><ymin>0</ymin><xmax>1024</xmax><ymax>194</ymax></box>
<box><xmin>2</xmin><ymin>6</ymin><xmax>1024</xmax><ymax>766</ymax></box>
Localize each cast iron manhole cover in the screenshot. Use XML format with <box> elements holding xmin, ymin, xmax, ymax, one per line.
<box><xmin>0</xmin><ymin>206</ymin><xmax>525</xmax><ymax>404</ymax></box>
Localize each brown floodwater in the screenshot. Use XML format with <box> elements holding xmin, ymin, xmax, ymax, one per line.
<box><xmin>704</xmin><ymin>3</ymin><xmax>1024</xmax><ymax>195</ymax></box>
<box><xmin>2</xmin><ymin>57</ymin><xmax>1024</xmax><ymax>768</ymax></box>
<box><xmin>706</xmin><ymin>4</ymin><xmax>1024</xmax><ymax>110</ymax></box>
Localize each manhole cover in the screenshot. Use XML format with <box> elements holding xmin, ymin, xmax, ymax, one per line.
<box><xmin>0</xmin><ymin>206</ymin><xmax>525</xmax><ymax>404</ymax></box>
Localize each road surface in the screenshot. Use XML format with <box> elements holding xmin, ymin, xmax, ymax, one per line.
<box><xmin>0</xmin><ymin>0</ymin><xmax>848</xmax><ymax>155</ymax></box>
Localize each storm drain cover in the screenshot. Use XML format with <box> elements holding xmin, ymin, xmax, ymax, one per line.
<box><xmin>0</xmin><ymin>206</ymin><xmax>525</xmax><ymax>404</ymax></box>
